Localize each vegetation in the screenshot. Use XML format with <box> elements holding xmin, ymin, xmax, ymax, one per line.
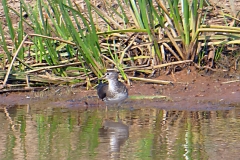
<box><xmin>0</xmin><ymin>0</ymin><xmax>239</xmax><ymax>90</ymax></box>
<box><xmin>2</xmin><ymin>105</ymin><xmax>239</xmax><ymax>159</ymax></box>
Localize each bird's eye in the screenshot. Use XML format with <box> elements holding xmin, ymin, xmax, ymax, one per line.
<box><xmin>106</xmin><ymin>73</ymin><xmax>109</xmax><ymax>75</ymax></box>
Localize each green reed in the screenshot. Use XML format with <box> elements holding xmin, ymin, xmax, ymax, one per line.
<box><xmin>0</xmin><ymin>0</ymin><xmax>240</xmax><ymax>88</ymax></box>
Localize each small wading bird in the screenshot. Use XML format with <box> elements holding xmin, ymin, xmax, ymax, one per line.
<box><xmin>97</xmin><ymin>71</ymin><xmax>128</xmax><ymax>110</ymax></box>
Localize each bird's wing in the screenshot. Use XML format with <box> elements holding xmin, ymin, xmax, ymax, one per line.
<box><xmin>97</xmin><ymin>82</ymin><xmax>108</xmax><ymax>100</ymax></box>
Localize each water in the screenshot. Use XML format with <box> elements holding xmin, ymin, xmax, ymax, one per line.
<box><xmin>0</xmin><ymin>104</ymin><xmax>240</xmax><ymax>160</ymax></box>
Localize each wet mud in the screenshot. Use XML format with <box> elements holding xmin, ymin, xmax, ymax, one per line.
<box><xmin>0</xmin><ymin>69</ymin><xmax>239</xmax><ymax>110</ymax></box>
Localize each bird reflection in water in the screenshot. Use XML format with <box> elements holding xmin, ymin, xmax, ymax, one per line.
<box><xmin>99</xmin><ymin>116</ymin><xmax>129</xmax><ymax>159</ymax></box>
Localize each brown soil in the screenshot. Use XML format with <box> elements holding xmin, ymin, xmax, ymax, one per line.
<box><xmin>0</xmin><ymin>69</ymin><xmax>239</xmax><ymax>110</ymax></box>
<box><xmin>0</xmin><ymin>1</ymin><xmax>239</xmax><ymax>110</ymax></box>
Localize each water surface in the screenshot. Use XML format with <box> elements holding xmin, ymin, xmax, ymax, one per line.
<box><xmin>0</xmin><ymin>103</ymin><xmax>240</xmax><ymax>160</ymax></box>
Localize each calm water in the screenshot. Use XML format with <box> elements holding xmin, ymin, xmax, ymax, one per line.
<box><xmin>0</xmin><ymin>103</ymin><xmax>240</xmax><ymax>160</ymax></box>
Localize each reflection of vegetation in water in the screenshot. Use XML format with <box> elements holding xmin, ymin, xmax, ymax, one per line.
<box><xmin>1</xmin><ymin>105</ymin><xmax>240</xmax><ymax>159</ymax></box>
<box><xmin>35</xmin><ymin>108</ymin><xmax>103</xmax><ymax>159</ymax></box>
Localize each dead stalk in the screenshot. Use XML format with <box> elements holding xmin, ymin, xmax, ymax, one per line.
<box><xmin>3</xmin><ymin>34</ymin><xmax>29</xmax><ymax>87</ymax></box>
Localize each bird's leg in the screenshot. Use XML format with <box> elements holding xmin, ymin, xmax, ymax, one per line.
<box><xmin>117</xmin><ymin>111</ymin><xmax>120</xmax><ymax>121</ymax></box>
<box><xmin>97</xmin><ymin>99</ymin><xmax>99</xmax><ymax>108</ymax></box>
<box><xmin>117</xmin><ymin>103</ymin><xmax>121</xmax><ymax>112</ymax></box>
<box><xmin>105</xmin><ymin>105</ymin><xmax>108</xmax><ymax>112</ymax></box>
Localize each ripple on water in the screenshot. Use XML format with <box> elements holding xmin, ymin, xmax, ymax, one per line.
<box><xmin>0</xmin><ymin>103</ymin><xmax>240</xmax><ymax>159</ymax></box>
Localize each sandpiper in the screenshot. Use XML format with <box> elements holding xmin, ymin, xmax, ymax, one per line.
<box><xmin>97</xmin><ymin>71</ymin><xmax>128</xmax><ymax>109</ymax></box>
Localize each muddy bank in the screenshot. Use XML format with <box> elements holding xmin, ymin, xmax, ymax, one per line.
<box><xmin>0</xmin><ymin>69</ymin><xmax>239</xmax><ymax>110</ymax></box>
